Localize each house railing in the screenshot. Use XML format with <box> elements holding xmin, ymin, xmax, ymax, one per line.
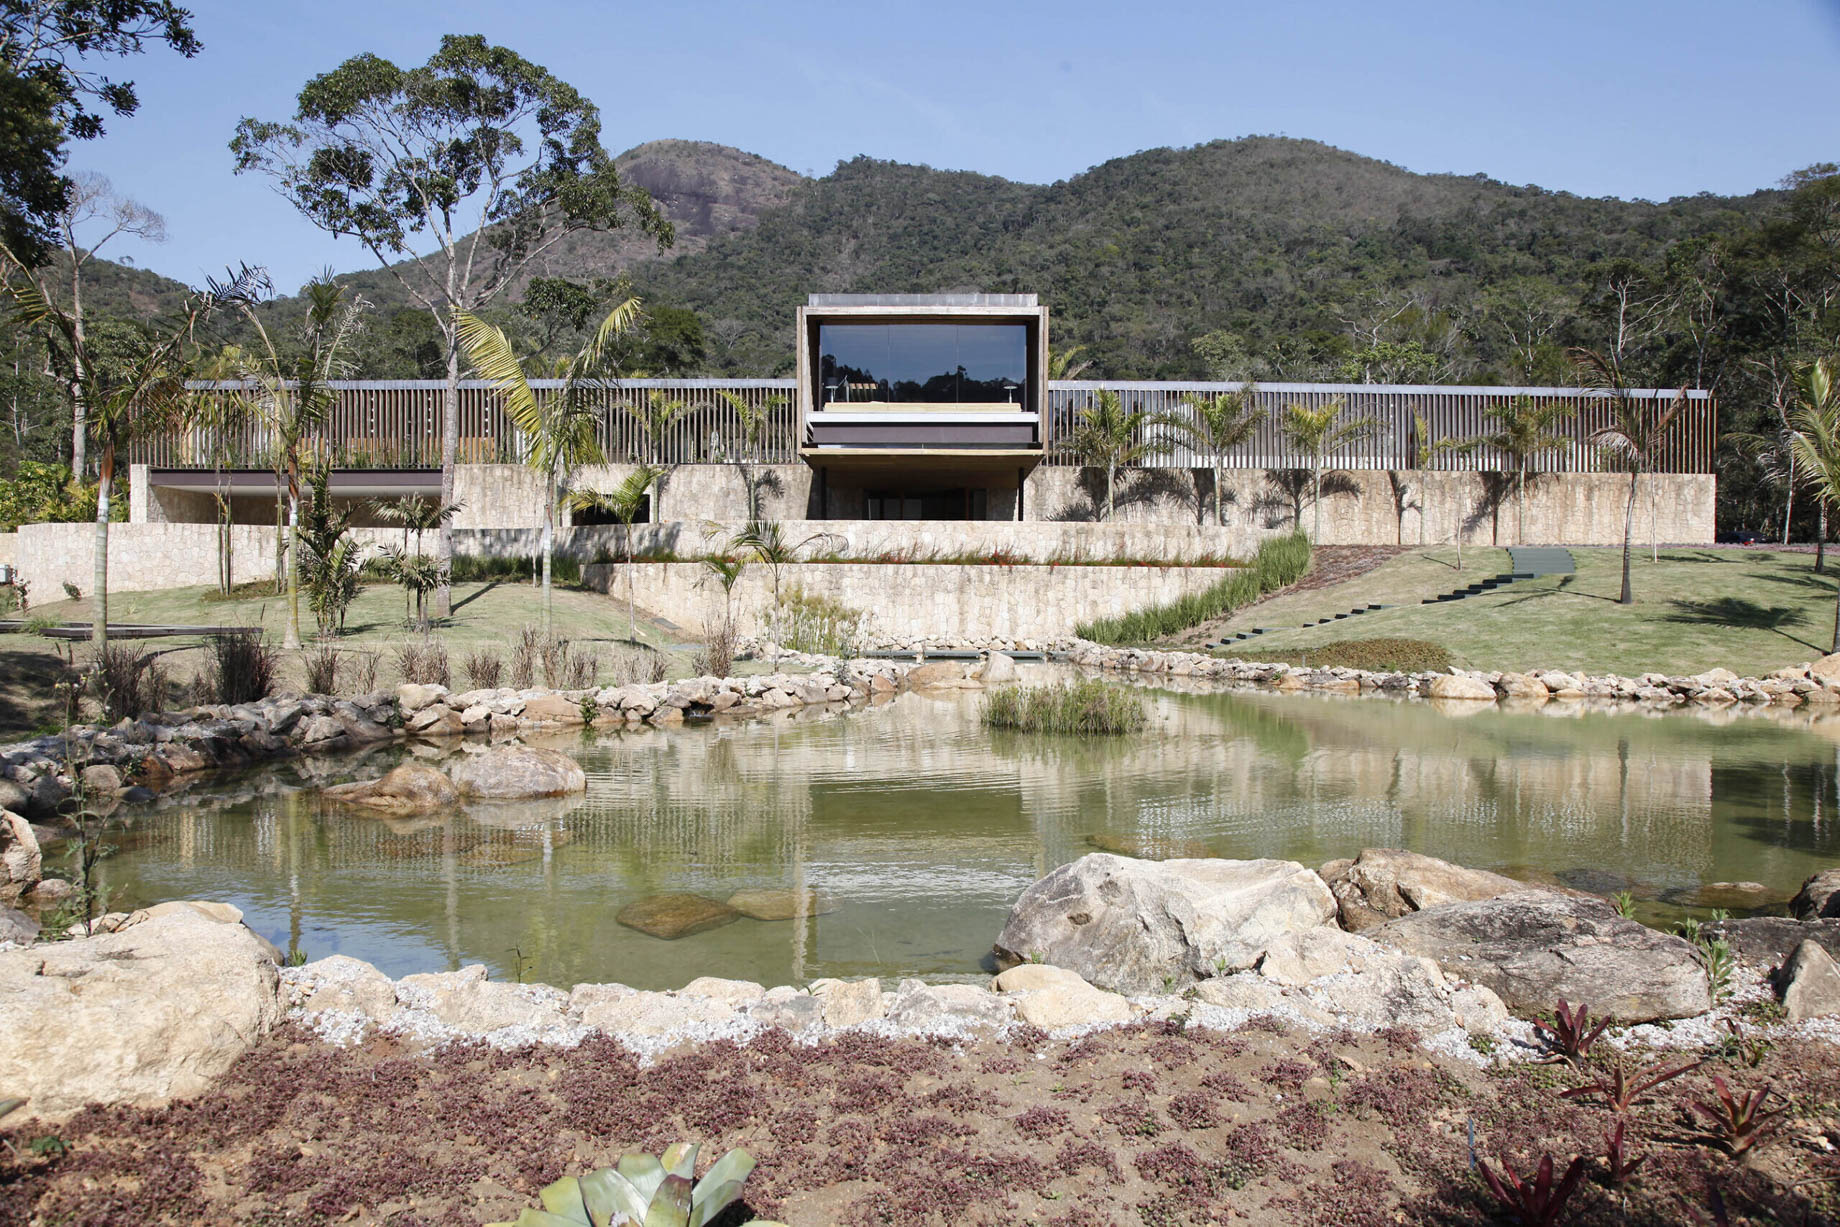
<box><xmin>137</xmin><ymin>378</ymin><xmax>1716</xmax><ymax>475</ymax></box>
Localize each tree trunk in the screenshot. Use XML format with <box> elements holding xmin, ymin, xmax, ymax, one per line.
<box><xmin>284</xmin><ymin>456</ymin><xmax>302</xmax><ymax>650</ymax></box>
<box><xmin>1516</xmin><ymin>468</ymin><xmax>1526</xmax><ymax>546</ymax></box>
<box><xmin>1785</xmin><ymin>453</ymin><xmax>1796</xmax><ymax>544</ymax></box>
<box><xmin>624</xmin><ymin>520</ymin><xmax>636</xmax><ymax>642</ymax></box>
<box><xmin>69</xmin><ymin>266</ymin><xmax>87</xmax><ymax>479</ymax></box>
<box><xmin>1820</xmin><ymin>505</ymin><xmax>1829</xmax><ymax>576</ymax></box>
<box><xmin>1311</xmin><ymin>464</ymin><xmax>1323</xmax><ymax>543</ymax></box>
<box><xmin>1105</xmin><ymin>462</ymin><xmax>1116</xmax><ymax>521</ymax></box>
<box><xmin>1212</xmin><ymin>462</ymin><xmax>1224</xmax><ymax>527</ymax></box>
<box><xmin>540</xmin><ymin>476</ymin><xmax>555</xmax><ymax>641</ymax></box>
<box><xmin>434</xmin><ymin>341</ymin><xmax>459</xmax><ymax>619</ymax></box>
<box><xmin>1620</xmin><ymin>469</ymin><xmax>1637</xmax><ymax>605</ymax></box>
<box><xmin>1832</xmin><ymin>570</ymin><xmax>1840</xmax><ymax>655</ymax></box>
<box><xmin>91</xmin><ymin>444</ymin><xmax>112</xmax><ymax>648</ymax></box>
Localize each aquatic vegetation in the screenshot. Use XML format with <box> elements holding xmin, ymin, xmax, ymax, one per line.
<box><xmin>980</xmin><ymin>678</ymin><xmax>1148</xmax><ymax>734</ymax></box>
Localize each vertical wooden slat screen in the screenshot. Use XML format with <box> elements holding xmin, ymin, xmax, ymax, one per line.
<box><xmin>141</xmin><ymin>378</ymin><xmax>1713</xmax><ymax>475</ymax></box>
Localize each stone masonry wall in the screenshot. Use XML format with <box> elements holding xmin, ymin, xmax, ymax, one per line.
<box><xmin>584</xmin><ymin>560</ymin><xmax>1232</xmax><ymax>640</ymax></box>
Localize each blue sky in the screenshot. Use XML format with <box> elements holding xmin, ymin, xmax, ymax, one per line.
<box><xmin>71</xmin><ymin>0</ymin><xmax>1840</xmax><ymax>291</ymax></box>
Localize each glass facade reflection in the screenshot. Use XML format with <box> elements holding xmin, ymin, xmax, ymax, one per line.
<box><xmin>818</xmin><ymin>323</ymin><xmax>1030</xmax><ymax>408</ymax></box>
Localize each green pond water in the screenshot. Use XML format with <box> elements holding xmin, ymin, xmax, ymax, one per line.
<box><xmin>84</xmin><ymin>666</ymin><xmax>1840</xmax><ymax>990</ymax></box>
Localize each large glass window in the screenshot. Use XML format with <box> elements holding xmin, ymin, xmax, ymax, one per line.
<box><xmin>818</xmin><ymin>323</ymin><xmax>1029</xmax><ymax>408</ymax></box>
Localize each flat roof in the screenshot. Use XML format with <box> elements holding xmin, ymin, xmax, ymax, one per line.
<box><xmin>805</xmin><ymin>293</ymin><xmax>1039</xmax><ymax>308</ymax></box>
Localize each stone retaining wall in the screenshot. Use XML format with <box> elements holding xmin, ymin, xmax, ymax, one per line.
<box><xmin>585</xmin><ymin>560</ymin><xmax>1234</xmax><ymax>640</ymax></box>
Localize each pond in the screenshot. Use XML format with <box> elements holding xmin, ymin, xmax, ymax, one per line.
<box><xmin>85</xmin><ymin>667</ymin><xmax>1840</xmax><ymax>990</ymax></box>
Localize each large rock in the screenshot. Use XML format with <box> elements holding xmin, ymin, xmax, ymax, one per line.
<box><xmin>1427</xmin><ymin>674</ymin><xmax>1497</xmax><ymax>701</ymax></box>
<box><xmin>615</xmin><ymin>893</ymin><xmax>740</xmax><ymax>940</ymax></box>
<box><xmin>570</xmin><ymin>985</ymin><xmax>737</xmax><ymax>1037</ymax></box>
<box><xmin>1321</xmin><ymin>849</ymin><xmax>1534</xmax><ymax>931</ymax></box>
<box><xmin>906</xmin><ymin>661</ymin><xmax>977</xmax><ymax>690</ymax></box>
<box><xmin>725</xmin><ymin>888</ymin><xmax>832</xmax><ymax>921</ymax></box>
<box><xmin>1707</xmin><ymin>916</ymin><xmax>1840</xmax><ymax>967</ymax></box>
<box><xmin>520</xmin><ymin>693</ymin><xmax>587</xmax><ymax>725</ymax></box>
<box><xmin>884</xmin><ymin>980</ymin><xmax>1012</xmax><ymax>1033</ymax></box>
<box><xmin>1793</xmin><ymin>869</ymin><xmax>1840</xmax><ymax>921</ymax></box>
<box><xmin>809</xmin><ymin>977</ymin><xmax>884</xmax><ymax>1026</ymax></box>
<box><xmin>395</xmin><ymin>964</ymin><xmax>571</xmax><ymax>1036</ymax></box>
<box><xmin>0</xmin><ymin>909</ymin><xmax>281</xmax><ymax>1120</ymax></box>
<box><xmin>976</xmin><ymin>652</ymin><xmax>1018</xmax><ymax>684</ymax></box>
<box><xmin>1253</xmin><ymin>929</ymin><xmax>1506</xmax><ymax>1034</ymax></box>
<box><xmin>1812</xmin><ymin>653</ymin><xmax>1840</xmax><ymax>683</ymax></box>
<box><xmin>1777</xmin><ymin>940</ymin><xmax>1840</xmax><ymax>1021</ymax></box>
<box><xmin>322</xmin><ymin>763</ymin><xmax>458</xmax><ymax>813</ymax></box>
<box><xmin>447</xmin><ymin>745</ymin><xmax>586</xmax><ymax>799</ymax></box>
<box><xmin>992</xmin><ymin>965</ymin><xmax>1133</xmax><ymax>1029</ymax></box>
<box><xmin>0</xmin><ymin>905</ymin><xmax>39</xmax><ymax>944</ymax></box>
<box><xmin>992</xmin><ymin>854</ymin><xmax>1336</xmax><ymax>995</ymax></box>
<box><xmin>1</xmin><ymin>809</ymin><xmax>41</xmax><ymax>888</ymax></box>
<box><xmin>1372</xmin><ymin>891</ymin><xmax>1710</xmax><ymax>1022</ymax></box>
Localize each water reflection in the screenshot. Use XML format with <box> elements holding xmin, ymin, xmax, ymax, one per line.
<box><xmin>92</xmin><ymin>669</ymin><xmax>1840</xmax><ymax>989</ymax></box>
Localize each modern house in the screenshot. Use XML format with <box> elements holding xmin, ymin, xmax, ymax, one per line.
<box><xmin>797</xmin><ymin>294</ymin><xmax>1046</xmax><ymax>521</ymax></box>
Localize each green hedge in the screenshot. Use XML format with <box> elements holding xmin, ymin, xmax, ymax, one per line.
<box><xmin>1076</xmin><ymin>532</ymin><xmax>1310</xmax><ymax>645</ymax></box>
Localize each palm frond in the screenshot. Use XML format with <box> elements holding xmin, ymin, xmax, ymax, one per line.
<box><xmin>455</xmin><ymin>310</ymin><xmax>541</xmax><ymax>438</ymax></box>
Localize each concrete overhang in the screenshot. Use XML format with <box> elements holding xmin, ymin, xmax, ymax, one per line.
<box><xmin>147</xmin><ymin>468</ymin><xmax>443</xmax><ymax>498</ymax></box>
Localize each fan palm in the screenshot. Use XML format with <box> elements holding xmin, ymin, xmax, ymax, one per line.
<box><xmin>231</xmin><ymin>276</ymin><xmax>366</xmax><ymax>649</ymax></box>
<box><xmin>456</xmin><ymin>297</ymin><xmax>642</xmax><ymax>639</ymax></box>
<box><xmin>1153</xmin><ymin>385</ymin><xmax>1263</xmax><ymax>526</ymax></box>
<box><xmin>1280</xmin><ymin>398</ymin><xmax>1378</xmax><ymax>542</ymax></box>
<box><xmin>2</xmin><ymin>253</ymin><xmax>262</xmax><ymax>648</ymax></box>
<box><xmin>571</xmin><ymin>463</ymin><xmax>660</xmax><ymax>642</ymax></box>
<box><xmin>1787</xmin><ymin>358</ymin><xmax>1840</xmax><ymax>649</ymax></box>
<box><xmin>1572</xmin><ymin>348</ymin><xmax>1688</xmax><ymax>605</ymax></box>
<box><xmin>1475</xmin><ymin>395</ymin><xmax>1576</xmax><ymax>545</ymax></box>
<box><xmin>1070</xmin><ymin>389</ymin><xmax>1170</xmax><ymax>521</ymax></box>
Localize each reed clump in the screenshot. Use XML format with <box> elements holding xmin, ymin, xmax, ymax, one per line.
<box><xmin>1076</xmin><ymin>531</ymin><xmax>1311</xmax><ymax>645</ymax></box>
<box><xmin>981</xmin><ymin>679</ymin><xmax>1149</xmax><ymax>735</ymax></box>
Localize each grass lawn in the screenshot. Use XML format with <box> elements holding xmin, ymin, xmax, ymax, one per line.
<box><xmin>1207</xmin><ymin>546</ymin><xmax>1840</xmax><ymax>678</ymax></box>
<box><xmin>1191</xmin><ymin>546</ymin><xmax>1513</xmax><ymax>642</ymax></box>
<box><xmin>0</xmin><ymin>575</ymin><xmax>770</xmax><ymax>737</ymax></box>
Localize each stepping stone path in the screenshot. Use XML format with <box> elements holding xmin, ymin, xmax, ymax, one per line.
<box><xmin>1203</xmin><ymin>547</ymin><xmax>1576</xmax><ymax>650</ymax></box>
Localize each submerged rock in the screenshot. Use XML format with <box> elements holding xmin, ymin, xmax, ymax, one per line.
<box><xmin>1085</xmin><ymin>832</ymin><xmax>1217</xmax><ymax>861</ymax></box>
<box><xmin>322</xmin><ymin>763</ymin><xmax>458</xmax><ymax>813</ymax></box>
<box><xmin>725</xmin><ymin>888</ymin><xmax>832</xmax><ymax>921</ymax></box>
<box><xmin>615</xmin><ymin>893</ymin><xmax>740</xmax><ymax>940</ymax></box>
<box><xmin>447</xmin><ymin>745</ymin><xmax>586</xmax><ymax>799</ymax></box>
<box><xmin>992</xmin><ymin>853</ymin><xmax>1336</xmax><ymax>995</ymax></box>
<box><xmin>0</xmin><ymin>908</ymin><xmax>281</xmax><ymax>1120</ymax></box>
<box><xmin>1372</xmin><ymin>891</ymin><xmax>1710</xmax><ymax>1022</ymax></box>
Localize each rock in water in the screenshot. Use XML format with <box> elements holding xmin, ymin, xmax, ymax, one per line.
<box><xmin>1778</xmin><ymin>939</ymin><xmax>1840</xmax><ymax>1021</ymax></box>
<box><xmin>322</xmin><ymin>763</ymin><xmax>458</xmax><ymax>813</ymax></box>
<box><xmin>725</xmin><ymin>888</ymin><xmax>833</xmax><ymax>921</ymax></box>
<box><xmin>1793</xmin><ymin>868</ymin><xmax>1840</xmax><ymax>920</ymax></box>
<box><xmin>992</xmin><ymin>853</ymin><xmax>1336</xmax><ymax>995</ymax></box>
<box><xmin>447</xmin><ymin>745</ymin><xmax>586</xmax><ymax>799</ymax></box>
<box><xmin>0</xmin><ymin>909</ymin><xmax>281</xmax><ymax>1120</ymax></box>
<box><xmin>615</xmin><ymin>893</ymin><xmax>740</xmax><ymax>940</ymax></box>
<box><xmin>1427</xmin><ymin>674</ymin><xmax>1496</xmax><ymax>701</ymax></box>
<box><xmin>1372</xmin><ymin>891</ymin><xmax>1710</xmax><ymax>1022</ymax></box>
<box><xmin>1</xmin><ymin>809</ymin><xmax>41</xmax><ymax>888</ymax></box>
<box><xmin>976</xmin><ymin>652</ymin><xmax>1018</xmax><ymax>684</ymax></box>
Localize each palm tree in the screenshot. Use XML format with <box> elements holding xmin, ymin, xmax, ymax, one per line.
<box><xmin>727</xmin><ymin>519</ymin><xmax>841</xmax><ymax>604</ymax></box>
<box><xmin>1573</xmin><ymin>348</ymin><xmax>1688</xmax><ymax>606</ymax></box>
<box><xmin>1048</xmin><ymin>344</ymin><xmax>1093</xmax><ymax>381</ymax></box>
<box><xmin>1403</xmin><ymin>408</ymin><xmax>1477</xmax><ymax>559</ymax></box>
<box><xmin>713</xmin><ymin>389</ymin><xmax>787</xmax><ymax>519</ymax></box>
<box><xmin>456</xmin><ymin>296</ymin><xmax>641</xmax><ymax>640</ymax></box>
<box><xmin>1069</xmin><ymin>389</ymin><xmax>1170</xmax><ymax>521</ymax></box>
<box><xmin>1153</xmin><ymin>385</ymin><xmax>1263</xmax><ymax>526</ymax></box>
<box><xmin>2</xmin><ymin>253</ymin><xmax>261</xmax><ymax>648</ymax></box>
<box><xmin>1280</xmin><ymin>398</ymin><xmax>1378</xmax><ymax>542</ymax></box>
<box><xmin>372</xmin><ymin>496</ymin><xmax>464</xmax><ymax>621</ymax></box>
<box><xmin>1474</xmin><ymin>395</ymin><xmax>1576</xmax><ymax>545</ymax></box>
<box><xmin>1788</xmin><ymin>356</ymin><xmax>1840</xmax><ymax>638</ymax></box>
<box><xmin>572</xmin><ymin>463</ymin><xmax>660</xmax><ymax>642</ymax></box>
<box><xmin>188</xmin><ymin>350</ymin><xmax>253</xmax><ymax>595</ymax></box>
<box><xmin>630</xmin><ymin>390</ymin><xmax>684</xmax><ymax>518</ymax></box>
<box><xmin>232</xmin><ymin>276</ymin><xmax>366</xmax><ymax>649</ymax></box>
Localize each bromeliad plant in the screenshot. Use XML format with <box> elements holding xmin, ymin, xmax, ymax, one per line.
<box><xmin>1478</xmin><ymin>1153</ymin><xmax>1586</xmax><ymax>1227</ymax></box>
<box><xmin>488</xmin><ymin>1143</ymin><xmax>785</xmax><ymax>1227</ymax></box>
<box><xmin>1534</xmin><ymin>1000</ymin><xmax>1611</xmax><ymax>1065</ymax></box>
<box><xmin>1689</xmin><ymin>1076</ymin><xmax>1786</xmax><ymax>1157</ymax></box>
<box><xmin>1559</xmin><ymin>1057</ymin><xmax>1700</xmax><ymax>1114</ymax></box>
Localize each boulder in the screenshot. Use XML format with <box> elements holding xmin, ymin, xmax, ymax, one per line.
<box><xmin>1494</xmin><ymin>672</ymin><xmax>1549</xmax><ymax>700</ymax></box>
<box><xmin>1372</xmin><ymin>891</ymin><xmax>1710</xmax><ymax>1022</ymax></box>
<box><xmin>615</xmin><ymin>893</ymin><xmax>740</xmax><ymax>940</ymax></box>
<box><xmin>725</xmin><ymin>888</ymin><xmax>832</xmax><ymax>921</ymax></box>
<box><xmin>395</xmin><ymin>964</ymin><xmax>571</xmax><ymax>1036</ymax></box>
<box><xmin>1707</xmin><ymin>916</ymin><xmax>1840</xmax><ymax>967</ymax></box>
<box><xmin>1011</xmin><ymin>980</ymin><xmax>1133</xmax><ymax>1029</ymax></box>
<box><xmin>571</xmin><ymin>985</ymin><xmax>737</xmax><ymax>1037</ymax></box>
<box><xmin>1</xmin><ymin>810</ymin><xmax>41</xmax><ymax>888</ymax></box>
<box><xmin>407</xmin><ymin>706</ymin><xmax>464</xmax><ymax>737</ymax></box>
<box><xmin>284</xmin><ymin>955</ymin><xmax>399</xmax><ymax>1021</ymax></box>
<box><xmin>809</xmin><ymin>977</ymin><xmax>884</xmax><ymax>1027</ymax></box>
<box><xmin>0</xmin><ymin>909</ymin><xmax>280</xmax><ymax>1120</ymax></box>
<box><xmin>678</xmin><ymin>976</ymin><xmax>767</xmax><ymax>1007</ymax></box>
<box><xmin>447</xmin><ymin>745</ymin><xmax>586</xmax><ymax>799</ymax></box>
<box><xmin>79</xmin><ymin>764</ymin><xmax>123</xmax><ymax>795</ymax></box>
<box><xmin>1793</xmin><ymin>869</ymin><xmax>1840</xmax><ymax>921</ymax></box>
<box><xmin>0</xmin><ymin>905</ymin><xmax>39</xmax><ymax>944</ymax></box>
<box><xmin>992</xmin><ymin>964</ymin><xmax>1089</xmax><ymax>992</ymax></box>
<box><xmin>1321</xmin><ymin>849</ymin><xmax>1534</xmax><ymax>930</ymax></box>
<box><xmin>25</xmin><ymin>878</ymin><xmax>72</xmax><ymax>907</ymax></box>
<box><xmin>520</xmin><ymin>693</ymin><xmax>587</xmax><ymax>725</ymax></box>
<box><xmin>1427</xmin><ymin>674</ymin><xmax>1497</xmax><ymax>701</ymax></box>
<box><xmin>396</xmin><ymin>683</ymin><xmax>448</xmax><ymax>713</ymax></box>
<box><xmin>976</xmin><ymin>652</ymin><xmax>1019</xmax><ymax>684</ymax></box>
<box><xmin>992</xmin><ymin>854</ymin><xmax>1336</xmax><ymax>995</ymax></box>
<box><xmin>906</xmin><ymin>661</ymin><xmax>976</xmax><ymax>690</ymax></box>
<box><xmin>885</xmin><ymin>980</ymin><xmax>1012</xmax><ymax>1033</ymax></box>
<box><xmin>1812</xmin><ymin>653</ymin><xmax>1840</xmax><ymax>683</ymax></box>
<box><xmin>1777</xmin><ymin>940</ymin><xmax>1840</xmax><ymax>1021</ymax></box>
<box><xmin>322</xmin><ymin>763</ymin><xmax>458</xmax><ymax>813</ymax></box>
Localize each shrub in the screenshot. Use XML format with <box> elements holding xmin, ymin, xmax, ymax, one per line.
<box><xmin>302</xmin><ymin>642</ymin><xmax>342</xmax><ymax>694</ymax></box>
<box><xmin>694</xmin><ymin>614</ymin><xmax>738</xmax><ymax>678</ymax></box>
<box><xmin>0</xmin><ymin>461</ymin><xmax>99</xmax><ymax>531</ymax></box>
<box><xmin>464</xmin><ymin>648</ymin><xmax>504</xmax><ymax>690</ymax></box>
<box><xmin>392</xmin><ymin>638</ymin><xmax>451</xmax><ymax>688</ymax></box>
<box><xmin>982</xmin><ymin>679</ymin><xmax>1149</xmax><ymax>735</ymax></box>
<box><xmin>1235</xmin><ymin>637</ymin><xmax>1453</xmax><ymax>673</ymax></box>
<box><xmin>509</xmin><ymin>625</ymin><xmax>541</xmax><ymax>689</ymax></box>
<box><xmin>207</xmin><ymin>631</ymin><xmax>277</xmax><ymax>705</ymax></box>
<box><xmin>1076</xmin><ymin>532</ymin><xmax>1309</xmax><ymax>644</ymax></box>
<box><xmin>348</xmin><ymin>649</ymin><xmax>380</xmax><ymax>694</ymax></box>
<box><xmin>88</xmin><ymin>643</ymin><xmax>169</xmax><ymax>722</ymax></box>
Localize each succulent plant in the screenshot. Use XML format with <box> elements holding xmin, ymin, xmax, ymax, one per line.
<box><xmin>488</xmin><ymin>1142</ymin><xmax>786</xmax><ymax>1227</ymax></box>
